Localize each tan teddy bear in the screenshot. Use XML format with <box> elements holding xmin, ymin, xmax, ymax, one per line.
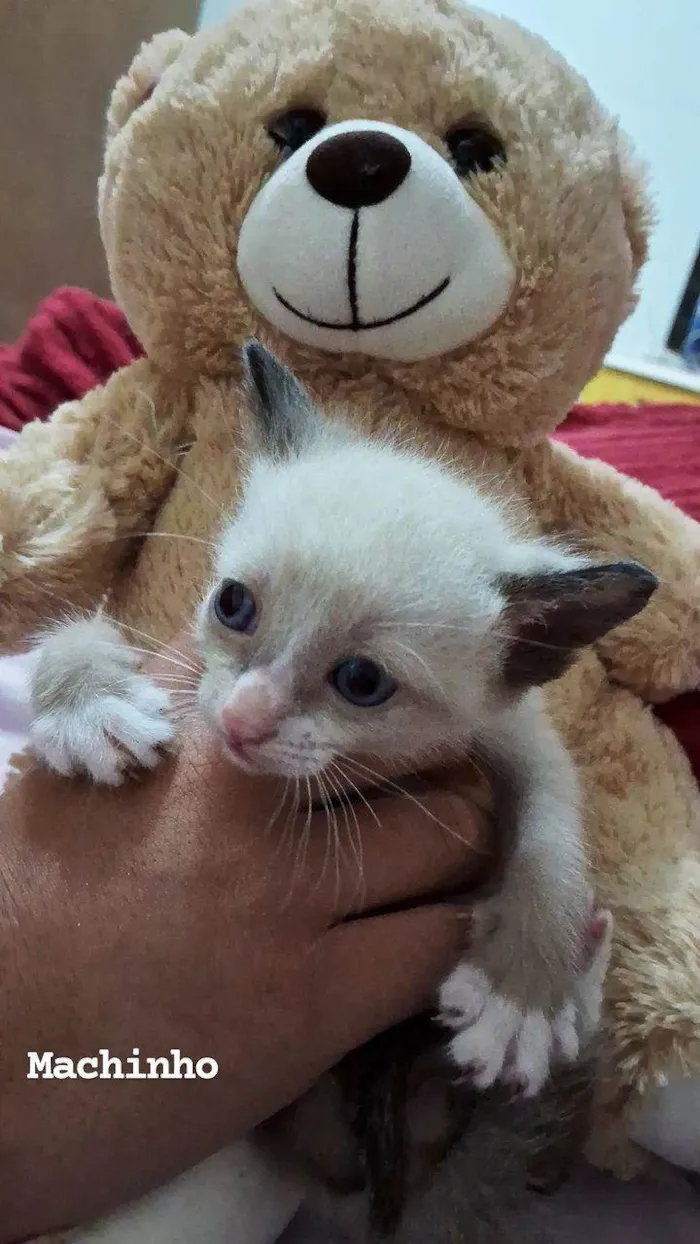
<box><xmin>1</xmin><ymin>0</ymin><xmax>698</xmax><ymax>1175</ymax></box>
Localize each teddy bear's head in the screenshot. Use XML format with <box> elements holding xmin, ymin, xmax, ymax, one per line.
<box><xmin>100</xmin><ymin>0</ymin><xmax>650</xmax><ymax>446</ymax></box>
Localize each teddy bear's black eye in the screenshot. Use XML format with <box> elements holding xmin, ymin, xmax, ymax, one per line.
<box><xmin>444</xmin><ymin>125</ymin><xmax>506</xmax><ymax>177</ymax></box>
<box><xmin>267</xmin><ymin>108</ymin><xmax>327</xmax><ymax>158</ymax></box>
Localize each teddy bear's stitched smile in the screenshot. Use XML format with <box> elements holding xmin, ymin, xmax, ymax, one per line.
<box><xmin>272</xmin><ymin>207</ymin><xmax>451</xmax><ymax>331</ymax></box>
<box><xmin>273</xmin><ymin>277</ymin><xmax>451</xmax><ymax>331</ymax></box>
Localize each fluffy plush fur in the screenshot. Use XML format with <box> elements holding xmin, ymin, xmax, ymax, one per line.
<box><xmin>1</xmin><ymin>0</ymin><xmax>699</xmax><ymax>1180</ymax></box>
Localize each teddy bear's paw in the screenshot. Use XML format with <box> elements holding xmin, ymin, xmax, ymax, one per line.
<box><xmin>30</xmin><ymin>678</ymin><xmax>175</xmax><ymax>785</ymax></box>
<box><xmin>439</xmin><ymin>963</ymin><xmax>579</xmax><ymax>1097</ymax></box>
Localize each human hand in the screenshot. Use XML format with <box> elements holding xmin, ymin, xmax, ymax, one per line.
<box><xmin>0</xmin><ymin>636</ymin><xmax>489</xmax><ymax>1241</ymax></box>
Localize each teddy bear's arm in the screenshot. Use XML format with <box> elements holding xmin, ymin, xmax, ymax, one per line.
<box><xmin>0</xmin><ymin>360</ymin><xmax>189</xmax><ymax>652</ymax></box>
<box><xmin>527</xmin><ymin>439</ymin><xmax>700</xmax><ymax>701</ymax></box>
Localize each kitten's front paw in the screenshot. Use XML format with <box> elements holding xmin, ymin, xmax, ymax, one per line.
<box><xmin>439</xmin><ymin>964</ymin><xmax>578</xmax><ymax>1097</ymax></box>
<box><xmin>30</xmin><ymin>676</ymin><xmax>174</xmax><ymax>785</ymax></box>
<box><xmin>439</xmin><ymin>908</ymin><xmax>614</xmax><ymax>1097</ymax></box>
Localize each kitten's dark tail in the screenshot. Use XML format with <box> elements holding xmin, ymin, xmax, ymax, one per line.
<box><xmin>339</xmin><ymin>1019</ymin><xmax>423</xmax><ymax>1236</ymax></box>
<box><xmin>339</xmin><ymin>1015</ymin><xmax>470</xmax><ymax>1237</ymax></box>
<box><xmin>340</xmin><ymin>1016</ymin><xmax>600</xmax><ymax>1240</ymax></box>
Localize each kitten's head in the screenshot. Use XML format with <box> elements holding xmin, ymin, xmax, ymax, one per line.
<box><xmin>195</xmin><ymin>343</ymin><xmax>657</xmax><ymax>779</ymax></box>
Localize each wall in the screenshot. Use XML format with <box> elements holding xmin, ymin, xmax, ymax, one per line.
<box><xmin>0</xmin><ymin>0</ymin><xmax>199</xmax><ymax>340</ymax></box>
<box><xmin>199</xmin><ymin>0</ymin><xmax>699</xmax><ymax>372</ymax></box>
<box><xmin>475</xmin><ymin>0</ymin><xmax>700</xmax><ymax>371</ymax></box>
<box><xmin>199</xmin><ymin>0</ymin><xmax>237</xmax><ymax>21</ymax></box>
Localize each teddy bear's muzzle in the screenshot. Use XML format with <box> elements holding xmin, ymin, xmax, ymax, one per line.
<box><xmin>237</xmin><ymin>120</ymin><xmax>516</xmax><ymax>364</ymax></box>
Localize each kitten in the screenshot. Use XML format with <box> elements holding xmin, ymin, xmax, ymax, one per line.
<box><xmin>28</xmin><ymin>342</ymin><xmax>654</xmax><ymax>1237</ymax></box>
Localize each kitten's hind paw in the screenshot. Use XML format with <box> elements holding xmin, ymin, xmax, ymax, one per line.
<box><xmin>439</xmin><ymin>964</ymin><xmax>577</xmax><ymax>1097</ymax></box>
<box><xmin>438</xmin><ymin>909</ymin><xmax>614</xmax><ymax>1097</ymax></box>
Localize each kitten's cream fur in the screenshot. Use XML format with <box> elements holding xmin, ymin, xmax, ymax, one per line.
<box><xmin>28</xmin><ymin>343</ymin><xmax>652</xmax><ymax>1239</ymax></box>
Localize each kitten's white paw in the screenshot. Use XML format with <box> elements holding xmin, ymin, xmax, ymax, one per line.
<box><xmin>30</xmin><ymin>677</ymin><xmax>174</xmax><ymax>785</ymax></box>
<box><xmin>439</xmin><ymin>964</ymin><xmax>579</xmax><ymax>1097</ymax></box>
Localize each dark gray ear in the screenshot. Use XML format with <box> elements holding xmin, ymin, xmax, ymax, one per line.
<box><xmin>502</xmin><ymin>561</ymin><xmax>658</xmax><ymax>690</ymax></box>
<box><xmin>241</xmin><ymin>339</ymin><xmax>322</xmax><ymax>459</ymax></box>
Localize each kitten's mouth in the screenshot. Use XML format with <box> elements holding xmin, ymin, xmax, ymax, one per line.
<box><xmin>223</xmin><ymin>739</ymin><xmax>261</xmax><ymax>772</ymax></box>
<box><xmin>222</xmin><ymin>736</ymin><xmax>328</xmax><ymax>779</ymax></box>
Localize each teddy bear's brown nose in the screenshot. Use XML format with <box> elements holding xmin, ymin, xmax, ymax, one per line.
<box><xmin>306</xmin><ymin>130</ymin><xmax>411</xmax><ymax>209</ymax></box>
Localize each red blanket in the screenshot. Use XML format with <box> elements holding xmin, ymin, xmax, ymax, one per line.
<box><xmin>0</xmin><ymin>287</ymin><xmax>142</xmax><ymax>431</ymax></box>
<box><xmin>1</xmin><ymin>288</ymin><xmax>699</xmax><ymax>779</ymax></box>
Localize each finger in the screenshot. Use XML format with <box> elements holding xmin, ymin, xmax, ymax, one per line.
<box><xmin>307</xmin><ymin>782</ymin><xmax>491</xmax><ymax>919</ymax></box>
<box><xmin>316</xmin><ymin>904</ymin><xmax>467</xmax><ymax>1061</ymax></box>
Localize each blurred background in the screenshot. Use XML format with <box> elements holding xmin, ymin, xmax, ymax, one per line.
<box><xmin>0</xmin><ymin>0</ymin><xmax>198</xmax><ymax>339</ymax></box>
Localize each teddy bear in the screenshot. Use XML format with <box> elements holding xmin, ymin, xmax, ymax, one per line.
<box><xmin>1</xmin><ymin>0</ymin><xmax>698</xmax><ymax>1177</ymax></box>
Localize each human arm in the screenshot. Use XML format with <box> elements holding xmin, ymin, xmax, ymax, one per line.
<box><xmin>0</xmin><ymin>724</ymin><xmax>488</xmax><ymax>1241</ymax></box>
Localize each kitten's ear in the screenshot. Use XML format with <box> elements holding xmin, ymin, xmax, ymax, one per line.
<box><xmin>501</xmin><ymin>560</ymin><xmax>658</xmax><ymax>689</ymax></box>
<box><xmin>241</xmin><ymin>340</ymin><xmax>323</xmax><ymax>459</ymax></box>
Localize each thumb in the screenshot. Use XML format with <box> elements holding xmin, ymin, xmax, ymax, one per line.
<box><xmin>315</xmin><ymin>904</ymin><xmax>467</xmax><ymax>1062</ymax></box>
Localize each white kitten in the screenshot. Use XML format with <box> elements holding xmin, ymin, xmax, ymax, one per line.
<box><xmin>29</xmin><ymin>341</ymin><xmax>656</xmax><ymax>1095</ymax></box>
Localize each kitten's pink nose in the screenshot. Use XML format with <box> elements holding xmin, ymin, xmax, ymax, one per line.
<box><xmin>221</xmin><ymin>673</ymin><xmax>283</xmax><ymax>748</ymax></box>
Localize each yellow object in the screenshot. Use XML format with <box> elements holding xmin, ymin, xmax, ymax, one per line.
<box><xmin>581</xmin><ymin>368</ymin><xmax>700</xmax><ymax>407</ymax></box>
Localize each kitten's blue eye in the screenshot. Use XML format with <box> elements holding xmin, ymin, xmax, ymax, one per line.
<box><xmin>330</xmin><ymin>658</ymin><xmax>397</xmax><ymax>708</ymax></box>
<box><xmin>213</xmin><ymin>580</ymin><xmax>257</xmax><ymax>633</ymax></box>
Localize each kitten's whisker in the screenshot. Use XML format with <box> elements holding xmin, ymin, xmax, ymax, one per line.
<box><xmin>376</xmin><ymin>621</ymin><xmax>480</xmax><ymax>633</ymax></box>
<box><xmin>327</xmin><ymin>761</ymin><xmax>366</xmax><ymax>907</ymax></box>
<box><xmin>95</xmin><ymin>401</ymin><xmax>226</xmax><ymax>518</ymax></box>
<box><xmin>289</xmin><ymin>775</ymin><xmax>313</xmax><ymax>891</ymax></box>
<box><xmin>316</xmin><ymin>771</ymin><xmax>343</xmax><ymax>905</ymax></box>
<box><xmin>109</xmin><ymin>531</ymin><xmax>217</xmax><ymax>549</ymax></box>
<box><xmin>491</xmin><ymin>629</ymin><xmax>573</xmax><ymax>654</ymax></box>
<box><xmin>342</xmin><ymin>757</ymin><xmax>475</xmax><ymax>851</ymax></box>
<box><xmin>379</xmin><ymin>619</ymin><xmax>575</xmax><ymax>657</ymax></box>
<box><xmin>31</xmin><ymin>584</ymin><xmax>203</xmax><ymax>676</ymax></box>
<box><xmin>154</xmin><ymin>681</ymin><xmax>198</xmax><ymax>692</ymax></box>
<box><xmin>265</xmin><ymin>778</ymin><xmax>291</xmax><ymax>838</ymax></box>
<box><xmin>274</xmin><ymin>777</ymin><xmax>301</xmax><ymax>865</ymax></box>
<box><xmin>333</xmin><ymin>761</ymin><xmax>368</xmax><ymax>900</ymax></box>
<box><xmin>291</xmin><ymin>775</ymin><xmax>314</xmax><ymax>893</ymax></box>
<box><xmin>151</xmin><ymin>671</ymin><xmax>199</xmax><ymax>684</ymax></box>
<box><xmin>313</xmin><ymin>772</ymin><xmax>336</xmax><ymax>895</ymax></box>
<box><xmin>97</xmin><ymin>641</ymin><xmax>199</xmax><ymax>678</ymax></box>
<box><xmin>332</xmin><ymin>758</ymin><xmax>383</xmax><ymax>833</ymax></box>
<box><xmin>101</xmin><ymin>618</ymin><xmax>203</xmax><ymax>674</ymax></box>
<box><xmin>390</xmin><ymin>639</ymin><xmax>444</xmax><ymax>696</ymax></box>
<box><xmin>168</xmin><ymin>701</ymin><xmax>199</xmax><ymax>728</ymax></box>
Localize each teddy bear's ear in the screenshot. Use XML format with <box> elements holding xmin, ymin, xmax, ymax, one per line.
<box><xmin>617</xmin><ymin>131</ymin><xmax>655</xmax><ymax>277</ymax></box>
<box><xmin>107</xmin><ymin>29</ymin><xmax>191</xmax><ymax>139</ymax></box>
